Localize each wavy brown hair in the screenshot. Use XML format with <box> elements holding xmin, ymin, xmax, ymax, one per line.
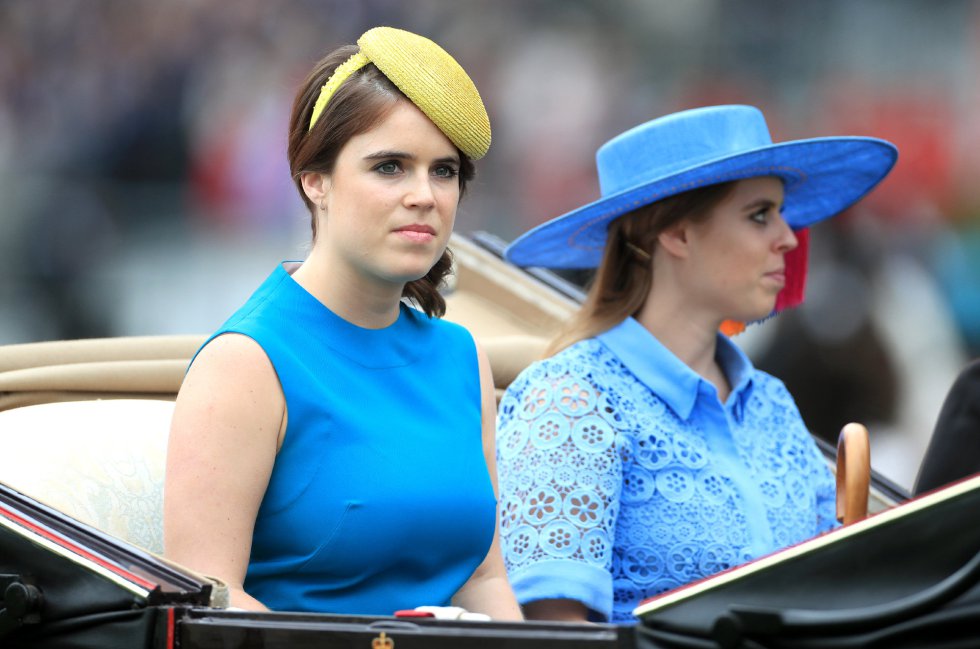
<box><xmin>286</xmin><ymin>45</ymin><xmax>476</xmax><ymax>318</ymax></box>
<box><xmin>546</xmin><ymin>182</ymin><xmax>737</xmax><ymax>356</ymax></box>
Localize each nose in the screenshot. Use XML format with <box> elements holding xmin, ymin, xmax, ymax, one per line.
<box><xmin>774</xmin><ymin>214</ymin><xmax>799</xmax><ymax>253</ymax></box>
<box><xmin>404</xmin><ymin>174</ymin><xmax>436</xmax><ymax>210</ymax></box>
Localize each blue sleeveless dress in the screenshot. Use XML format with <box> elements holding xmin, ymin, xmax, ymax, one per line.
<box><xmin>196</xmin><ymin>263</ymin><xmax>496</xmax><ymax>614</ymax></box>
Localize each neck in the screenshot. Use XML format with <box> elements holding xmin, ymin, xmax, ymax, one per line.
<box><xmin>634</xmin><ymin>285</ymin><xmax>730</xmax><ymax>402</ymax></box>
<box><xmin>290</xmin><ymin>250</ymin><xmax>404</xmax><ymax>329</ymax></box>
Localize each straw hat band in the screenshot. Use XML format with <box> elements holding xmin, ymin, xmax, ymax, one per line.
<box><xmin>308</xmin><ymin>52</ymin><xmax>370</xmax><ymax>131</ymax></box>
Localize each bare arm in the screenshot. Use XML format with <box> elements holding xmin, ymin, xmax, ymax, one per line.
<box><xmin>523</xmin><ymin>599</ymin><xmax>589</xmax><ymax>622</ymax></box>
<box><xmin>451</xmin><ymin>341</ymin><xmax>524</xmax><ymax>621</ymax></box>
<box><xmin>163</xmin><ymin>334</ymin><xmax>285</xmax><ymax>611</ymax></box>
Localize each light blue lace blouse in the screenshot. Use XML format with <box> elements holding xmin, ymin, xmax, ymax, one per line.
<box><xmin>496</xmin><ymin>317</ymin><xmax>837</xmax><ymax>624</ymax></box>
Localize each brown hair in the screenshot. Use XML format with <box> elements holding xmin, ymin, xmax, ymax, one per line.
<box><xmin>546</xmin><ymin>182</ymin><xmax>737</xmax><ymax>355</ymax></box>
<box><xmin>286</xmin><ymin>45</ymin><xmax>476</xmax><ymax>318</ymax></box>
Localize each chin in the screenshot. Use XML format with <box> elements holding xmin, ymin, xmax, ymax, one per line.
<box><xmin>736</xmin><ymin>300</ymin><xmax>779</xmax><ymax>323</ymax></box>
<box><xmin>386</xmin><ymin>265</ymin><xmax>435</xmax><ymax>285</ymax></box>
<box><xmin>386</xmin><ymin>255</ymin><xmax>442</xmax><ymax>284</ymax></box>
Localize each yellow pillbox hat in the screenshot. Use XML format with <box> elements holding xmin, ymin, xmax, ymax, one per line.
<box><xmin>308</xmin><ymin>26</ymin><xmax>491</xmax><ymax>160</ymax></box>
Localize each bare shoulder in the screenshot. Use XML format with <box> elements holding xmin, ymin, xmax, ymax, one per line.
<box><xmin>185</xmin><ymin>332</ymin><xmax>276</xmax><ymax>383</ymax></box>
<box><xmin>172</xmin><ymin>333</ymin><xmax>285</xmax><ymax>450</ymax></box>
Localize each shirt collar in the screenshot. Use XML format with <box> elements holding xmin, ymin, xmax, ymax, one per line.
<box><xmin>595</xmin><ymin>317</ymin><xmax>755</xmax><ymax>420</ymax></box>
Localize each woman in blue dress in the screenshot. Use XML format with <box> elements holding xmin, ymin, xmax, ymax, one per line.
<box><xmin>164</xmin><ymin>27</ymin><xmax>521</xmax><ymax>619</ymax></box>
<box><xmin>497</xmin><ymin>105</ymin><xmax>897</xmax><ymax>623</ymax></box>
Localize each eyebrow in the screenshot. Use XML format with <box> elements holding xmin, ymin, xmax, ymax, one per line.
<box><xmin>363</xmin><ymin>150</ymin><xmax>461</xmax><ymax>166</ymax></box>
<box><xmin>742</xmin><ymin>197</ymin><xmax>783</xmax><ymax>211</ymax></box>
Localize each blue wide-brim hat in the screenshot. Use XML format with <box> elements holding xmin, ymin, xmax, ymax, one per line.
<box><xmin>505</xmin><ymin>105</ymin><xmax>898</xmax><ymax>269</ymax></box>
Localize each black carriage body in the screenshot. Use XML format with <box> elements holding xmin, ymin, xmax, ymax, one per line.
<box><xmin>0</xmin><ymin>483</ymin><xmax>631</xmax><ymax>649</ymax></box>
<box><xmin>5</xmin><ymin>474</ymin><xmax>980</xmax><ymax>648</ymax></box>
<box><xmin>178</xmin><ymin>610</ymin><xmax>632</xmax><ymax>649</ymax></box>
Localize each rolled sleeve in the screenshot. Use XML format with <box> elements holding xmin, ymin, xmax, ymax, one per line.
<box><xmin>510</xmin><ymin>559</ymin><xmax>614</xmax><ymax>622</ymax></box>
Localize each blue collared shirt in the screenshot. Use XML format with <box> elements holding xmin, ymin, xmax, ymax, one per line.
<box><xmin>496</xmin><ymin>318</ymin><xmax>837</xmax><ymax>623</ymax></box>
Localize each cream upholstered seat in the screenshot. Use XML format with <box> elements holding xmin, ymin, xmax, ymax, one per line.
<box><xmin>0</xmin><ymin>398</ymin><xmax>174</xmax><ymax>553</ymax></box>
<box><xmin>0</xmin><ymin>335</ymin><xmax>199</xmax><ymax>554</ymax></box>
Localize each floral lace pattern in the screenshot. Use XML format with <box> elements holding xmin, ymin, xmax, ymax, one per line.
<box><xmin>497</xmin><ymin>338</ymin><xmax>837</xmax><ymax>623</ymax></box>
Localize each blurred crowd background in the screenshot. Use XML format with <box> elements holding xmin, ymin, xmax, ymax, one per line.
<box><xmin>2</xmin><ymin>0</ymin><xmax>980</xmax><ymax>490</ymax></box>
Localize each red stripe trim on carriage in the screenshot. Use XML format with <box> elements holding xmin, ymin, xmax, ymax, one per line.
<box><xmin>167</xmin><ymin>607</ymin><xmax>175</xmax><ymax>649</ymax></box>
<box><xmin>0</xmin><ymin>502</ymin><xmax>158</xmax><ymax>591</ymax></box>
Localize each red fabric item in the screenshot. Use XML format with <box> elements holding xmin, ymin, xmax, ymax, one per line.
<box><xmin>775</xmin><ymin>227</ymin><xmax>809</xmax><ymax>312</ymax></box>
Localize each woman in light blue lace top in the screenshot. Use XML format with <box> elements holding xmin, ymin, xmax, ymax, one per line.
<box><xmin>498</xmin><ymin>106</ymin><xmax>897</xmax><ymax>623</ymax></box>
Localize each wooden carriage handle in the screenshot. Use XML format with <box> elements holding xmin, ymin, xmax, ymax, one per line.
<box><xmin>836</xmin><ymin>422</ymin><xmax>871</xmax><ymax>525</ymax></box>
